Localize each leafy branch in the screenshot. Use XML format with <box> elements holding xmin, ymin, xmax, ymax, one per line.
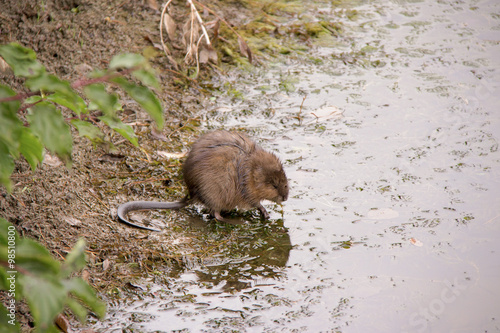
<box><xmin>0</xmin><ymin>43</ymin><xmax>164</xmax><ymax>192</ymax></box>
<box><xmin>0</xmin><ymin>218</ymin><xmax>106</xmax><ymax>332</ymax></box>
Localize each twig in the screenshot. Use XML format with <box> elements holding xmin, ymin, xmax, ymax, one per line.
<box><xmin>88</xmin><ymin>188</ymin><xmax>109</xmax><ymax>210</ymax></box>
<box><xmin>72</xmin><ymin>190</ymin><xmax>94</xmax><ymax>209</ymax></box>
<box><xmin>191</xmin><ymin>0</ymin><xmax>252</xmax><ymax>63</ymax></box>
<box><xmin>486</xmin><ymin>213</ymin><xmax>500</xmax><ymax>224</ymax></box>
<box><xmin>186</xmin><ymin>0</ymin><xmax>211</xmax><ymax>45</ymax></box>
<box><xmin>295</xmin><ymin>95</ymin><xmax>307</xmax><ymax>126</ymax></box>
<box><xmin>185</xmin><ymin>8</ymin><xmax>197</xmax><ymax>62</ymax></box>
<box><xmin>191</xmin><ymin>0</ymin><xmax>242</xmax><ymax>41</ymax></box>
<box><xmin>71</xmin><ymin>66</ymin><xmax>139</xmax><ymax>89</ymax></box>
<box><xmin>194</xmin><ymin>34</ymin><xmax>204</xmax><ymax>74</ymax></box>
<box><xmin>167</xmin><ymin>116</ymin><xmax>200</xmax><ymax>139</ymax></box>
<box><xmin>0</xmin><ymin>66</ymin><xmax>139</xmax><ymax>106</ymax></box>
<box><xmin>0</xmin><ymin>260</ymin><xmax>31</xmax><ymax>276</ymax></box>
<box><xmin>18</xmin><ymin>98</ymin><xmax>43</xmax><ymax>113</ymax></box>
<box><xmin>0</xmin><ymin>91</ymin><xmax>40</xmax><ymax>103</ymax></box>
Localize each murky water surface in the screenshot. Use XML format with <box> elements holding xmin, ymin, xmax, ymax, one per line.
<box><xmin>101</xmin><ymin>0</ymin><xmax>500</xmax><ymax>331</ymax></box>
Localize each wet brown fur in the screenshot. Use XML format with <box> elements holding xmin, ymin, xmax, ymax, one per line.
<box><xmin>183</xmin><ymin>131</ymin><xmax>289</xmax><ymax>219</ymax></box>
<box><xmin>117</xmin><ymin>130</ymin><xmax>289</xmax><ymax>230</ymax></box>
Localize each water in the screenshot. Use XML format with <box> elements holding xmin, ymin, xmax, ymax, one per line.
<box><xmin>100</xmin><ymin>0</ymin><xmax>500</xmax><ymax>331</ymax></box>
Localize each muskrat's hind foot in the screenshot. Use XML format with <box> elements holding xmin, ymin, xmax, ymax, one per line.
<box><xmin>212</xmin><ymin>211</ymin><xmax>246</xmax><ymax>225</ymax></box>
<box><xmin>214</xmin><ymin>211</ymin><xmax>225</xmax><ymax>222</ymax></box>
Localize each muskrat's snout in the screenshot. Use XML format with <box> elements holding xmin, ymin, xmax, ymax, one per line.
<box><xmin>277</xmin><ymin>180</ymin><xmax>289</xmax><ymax>203</ymax></box>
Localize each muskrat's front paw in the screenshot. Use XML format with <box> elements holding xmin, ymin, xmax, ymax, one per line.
<box><xmin>258</xmin><ymin>205</ymin><xmax>270</xmax><ymax>220</ymax></box>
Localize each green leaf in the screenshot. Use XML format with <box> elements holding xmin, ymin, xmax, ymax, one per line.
<box><xmin>25</xmin><ymin>95</ymin><xmax>43</xmax><ymax>104</ymax></box>
<box><xmin>0</xmin><ymin>218</ymin><xmax>106</xmax><ymax>329</ymax></box>
<box><xmin>0</xmin><ymin>304</ymin><xmax>20</xmax><ymax>332</ymax></box>
<box><xmin>112</xmin><ymin>77</ymin><xmax>164</xmax><ymax>129</ymax></box>
<box><xmin>0</xmin><ymin>85</ymin><xmax>23</xmax><ymax>159</ymax></box>
<box><xmin>0</xmin><ymin>217</ymin><xmax>18</xmax><ymax>246</ymax></box>
<box><xmin>99</xmin><ymin>115</ymin><xmax>138</xmax><ymax>146</ymax></box>
<box><xmin>62</xmin><ymin>277</ymin><xmax>106</xmax><ymax>319</ymax></box>
<box><xmin>14</xmin><ymin>238</ymin><xmax>60</xmax><ymax>276</ymax></box>
<box><xmin>71</xmin><ymin>119</ymin><xmax>104</xmax><ymax>141</ymax></box>
<box><xmin>109</xmin><ymin>53</ymin><xmax>145</xmax><ymax>69</ymax></box>
<box><xmin>0</xmin><ymin>116</ymin><xmax>22</xmax><ymax>159</ymax></box>
<box><xmin>26</xmin><ymin>74</ymin><xmax>87</xmax><ymax>115</ymax></box>
<box><xmin>46</xmin><ymin>91</ymin><xmax>87</xmax><ymax>116</ymax></box>
<box><xmin>20</xmin><ymin>274</ymin><xmax>66</xmax><ymax>332</ymax></box>
<box><xmin>60</xmin><ymin>239</ymin><xmax>86</xmax><ymax>278</ymax></box>
<box><xmin>0</xmin><ymin>263</ymin><xmax>10</xmax><ymax>291</ymax></box>
<box><xmin>0</xmin><ymin>143</ymin><xmax>14</xmax><ymax>192</ymax></box>
<box><xmin>87</xmin><ymin>68</ymin><xmax>107</xmax><ymax>79</ymax></box>
<box><xmin>0</xmin><ymin>85</ymin><xmax>20</xmax><ymax>113</ymax></box>
<box><xmin>64</xmin><ymin>297</ymin><xmax>88</xmax><ymax>322</ymax></box>
<box><xmin>132</xmin><ymin>68</ymin><xmax>160</xmax><ymax>89</ymax></box>
<box><xmin>0</xmin><ymin>43</ymin><xmax>45</xmax><ymax>77</ymax></box>
<box><xmin>27</xmin><ymin>102</ymin><xmax>72</xmax><ymax>166</ymax></box>
<box><xmin>26</xmin><ymin>73</ymin><xmax>72</xmax><ymax>95</ymax></box>
<box><xmin>83</xmin><ymin>84</ymin><xmax>120</xmax><ymax>117</ymax></box>
<box><xmin>19</xmin><ymin>127</ymin><xmax>44</xmax><ymax>171</ymax></box>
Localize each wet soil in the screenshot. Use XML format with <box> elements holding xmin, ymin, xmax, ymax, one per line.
<box><xmin>0</xmin><ymin>0</ymin><xmax>255</xmax><ymax>329</ymax></box>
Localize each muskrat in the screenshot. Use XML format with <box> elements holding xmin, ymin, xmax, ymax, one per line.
<box><xmin>117</xmin><ymin>130</ymin><xmax>289</xmax><ymax>231</ymax></box>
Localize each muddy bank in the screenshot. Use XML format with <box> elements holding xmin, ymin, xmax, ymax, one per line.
<box><xmin>0</xmin><ymin>0</ymin><xmax>259</xmax><ymax>329</ymax></box>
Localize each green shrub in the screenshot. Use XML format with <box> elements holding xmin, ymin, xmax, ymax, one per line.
<box><xmin>0</xmin><ymin>218</ymin><xmax>106</xmax><ymax>332</ymax></box>
<box><xmin>0</xmin><ymin>42</ymin><xmax>165</xmax><ymax>331</ymax></box>
<box><xmin>0</xmin><ymin>42</ymin><xmax>164</xmax><ymax>191</ymax></box>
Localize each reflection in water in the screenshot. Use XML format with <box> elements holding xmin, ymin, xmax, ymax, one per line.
<box><xmin>101</xmin><ymin>216</ymin><xmax>294</xmax><ymax>331</ymax></box>
<box><xmin>98</xmin><ymin>0</ymin><xmax>500</xmax><ymax>331</ymax></box>
<box><xmin>174</xmin><ymin>216</ymin><xmax>292</xmax><ymax>293</ymax></box>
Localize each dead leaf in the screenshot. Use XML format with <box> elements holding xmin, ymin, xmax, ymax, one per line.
<box><xmin>64</xmin><ymin>217</ymin><xmax>81</xmax><ymax>226</ymax></box>
<box><xmin>157</xmin><ymin>151</ymin><xmax>186</xmax><ymax>159</ymax></box>
<box><xmin>311</xmin><ymin>105</ymin><xmax>344</xmax><ymax>120</ymax></box>
<box><xmin>147</xmin><ymin>0</ymin><xmax>158</xmax><ymax>11</ymax></box>
<box><xmin>0</xmin><ymin>57</ymin><xmax>11</xmax><ymax>73</ymax></box>
<box><xmin>82</xmin><ymin>269</ymin><xmax>90</xmax><ymax>283</ymax></box>
<box><xmin>55</xmin><ymin>314</ymin><xmax>73</xmax><ymax>333</ymax></box>
<box><xmin>102</xmin><ymin>258</ymin><xmax>111</xmax><ymax>271</ymax></box>
<box><xmin>182</xmin><ymin>17</ymin><xmax>200</xmax><ymax>64</ymax></box>
<box><xmin>238</xmin><ymin>36</ymin><xmax>252</xmax><ymax>63</ymax></box>
<box><xmin>199</xmin><ymin>44</ymin><xmax>218</xmax><ymax>64</ymax></box>
<box><xmin>163</xmin><ymin>13</ymin><xmax>177</xmax><ymax>40</ymax></box>
<box><xmin>74</xmin><ymin>63</ymin><xmax>93</xmax><ymax>76</ymax></box>
<box><xmin>151</xmin><ymin>127</ymin><xmax>167</xmax><ymax>141</ymax></box>
<box><xmin>410</xmin><ymin>238</ymin><xmax>423</xmax><ymax>247</ymax></box>
<box><xmin>204</xmin><ymin>20</ymin><xmax>220</xmax><ymax>43</ymax></box>
<box><xmin>182</xmin><ymin>18</ymin><xmax>200</xmax><ymax>48</ymax></box>
<box><xmin>212</xmin><ymin>20</ymin><xmax>219</xmax><ymax>44</ymax></box>
<box><xmin>43</xmin><ymin>152</ymin><xmax>63</xmax><ymax>167</ymax></box>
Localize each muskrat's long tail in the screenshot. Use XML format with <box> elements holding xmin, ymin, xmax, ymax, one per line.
<box><xmin>116</xmin><ymin>200</ymin><xmax>188</xmax><ymax>232</ymax></box>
